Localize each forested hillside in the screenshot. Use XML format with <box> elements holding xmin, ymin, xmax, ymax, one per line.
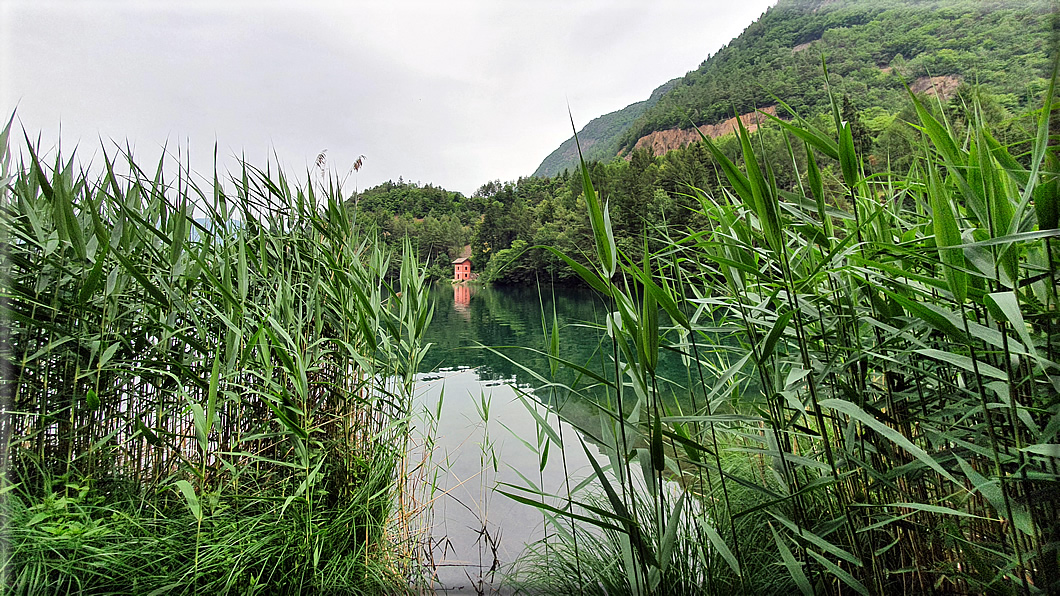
<box><xmin>356</xmin><ymin>87</ymin><xmax>1041</xmax><ymax>286</ymax></box>
<box><xmin>536</xmin><ymin>0</ymin><xmax>1055</xmax><ymax>176</ymax></box>
<box><xmin>355</xmin><ymin>0</ymin><xmax>1054</xmax><ymax>286</ymax></box>
<box><xmin>533</xmin><ymin>78</ymin><xmax>679</xmax><ymax>178</ymax></box>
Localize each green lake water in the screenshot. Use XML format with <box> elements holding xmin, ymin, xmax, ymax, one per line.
<box><xmin>414</xmin><ymin>283</ymin><xmax>609</xmax><ymax>593</ymax></box>
<box><xmin>414</xmin><ymin>283</ymin><xmax>751</xmax><ymax>593</ymax></box>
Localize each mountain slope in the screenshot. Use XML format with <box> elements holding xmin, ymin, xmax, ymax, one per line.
<box><xmin>534</xmin><ymin>0</ymin><xmax>1054</xmax><ymax>174</ymax></box>
<box><xmin>532</xmin><ymin>78</ymin><xmax>679</xmax><ymax>178</ymax></box>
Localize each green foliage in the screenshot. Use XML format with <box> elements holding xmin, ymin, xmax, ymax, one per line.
<box><xmin>350</xmin><ymin>179</ymin><xmax>473</xmax><ymax>278</ymax></box>
<box><xmin>0</xmin><ymin>133</ymin><xmax>434</xmax><ymax>593</ymax></box>
<box><xmin>618</xmin><ymin>0</ymin><xmax>1052</xmax><ymax>154</ymax></box>
<box><xmin>534</xmin><ymin>0</ymin><xmax>1052</xmax><ymax>180</ymax></box>
<box><xmin>355</xmin><ymin>177</ymin><xmax>472</xmax><ymax>222</ymax></box>
<box><xmin>503</xmin><ymin>72</ymin><xmax>1060</xmax><ymax>595</ymax></box>
<box><xmin>5</xmin><ymin>461</ymin><xmax>401</xmax><ymax>595</ymax></box>
<box><xmin>371</xmin><ymin>0</ymin><xmax>1055</xmax><ymax>290</ymax></box>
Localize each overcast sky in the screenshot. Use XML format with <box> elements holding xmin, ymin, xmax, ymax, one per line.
<box><xmin>2</xmin><ymin>0</ymin><xmax>776</xmax><ymax>196</ymax></box>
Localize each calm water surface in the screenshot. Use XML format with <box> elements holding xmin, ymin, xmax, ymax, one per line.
<box><xmin>413</xmin><ymin>283</ymin><xmax>747</xmax><ymax>593</ymax></box>
<box><xmin>415</xmin><ymin>283</ymin><xmax>611</xmax><ymax>593</ymax></box>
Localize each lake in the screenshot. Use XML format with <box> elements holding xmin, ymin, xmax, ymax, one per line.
<box><xmin>412</xmin><ymin>282</ymin><xmax>751</xmax><ymax>593</ymax></box>
<box><xmin>414</xmin><ymin>283</ymin><xmax>610</xmax><ymax>593</ymax></box>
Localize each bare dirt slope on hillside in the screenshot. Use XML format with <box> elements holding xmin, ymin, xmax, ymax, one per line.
<box><xmin>630</xmin><ymin>105</ymin><xmax>778</xmax><ymax>157</ymax></box>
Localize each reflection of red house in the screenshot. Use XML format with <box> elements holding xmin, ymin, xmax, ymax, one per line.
<box><xmin>454</xmin><ymin>283</ymin><xmax>471</xmax><ymax>307</ymax></box>
<box><xmin>453</xmin><ymin>257</ymin><xmax>472</xmax><ymax>281</ymax></box>
<box><xmin>453</xmin><ymin>283</ymin><xmax>473</xmax><ymax>320</ymax></box>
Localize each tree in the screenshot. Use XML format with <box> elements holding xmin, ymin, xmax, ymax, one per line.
<box><xmin>842</xmin><ymin>94</ymin><xmax>874</xmax><ymax>159</ymax></box>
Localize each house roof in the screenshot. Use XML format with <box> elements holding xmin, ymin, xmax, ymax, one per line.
<box><xmin>452</xmin><ymin>257</ymin><xmax>471</xmax><ymax>264</ymax></box>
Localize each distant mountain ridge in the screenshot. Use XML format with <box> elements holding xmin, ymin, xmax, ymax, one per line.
<box><xmin>532</xmin><ymin>78</ymin><xmax>679</xmax><ymax>178</ymax></box>
<box><xmin>534</xmin><ymin>0</ymin><xmax>1054</xmax><ymax>176</ymax></box>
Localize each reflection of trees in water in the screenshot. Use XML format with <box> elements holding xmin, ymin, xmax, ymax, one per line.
<box><xmin>420</xmin><ymin>284</ymin><xmax>612</xmax><ymax>382</ymax></box>
<box><xmin>422</xmin><ymin>283</ymin><xmax>760</xmax><ymax>432</ymax></box>
<box><xmin>530</xmin><ymin>364</ymin><xmax>758</xmax><ymax>457</ymax></box>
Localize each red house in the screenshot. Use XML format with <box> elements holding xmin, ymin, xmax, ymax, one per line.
<box><xmin>452</xmin><ymin>257</ymin><xmax>472</xmax><ymax>281</ymax></box>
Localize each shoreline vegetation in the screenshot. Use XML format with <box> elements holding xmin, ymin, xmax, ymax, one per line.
<box><xmin>0</xmin><ymin>120</ymin><xmax>436</xmax><ymax>593</ymax></box>
<box><xmin>3</xmin><ymin>16</ymin><xmax>1060</xmax><ymax>596</ymax></box>
<box><xmin>499</xmin><ymin>62</ymin><xmax>1060</xmax><ymax>594</ymax></box>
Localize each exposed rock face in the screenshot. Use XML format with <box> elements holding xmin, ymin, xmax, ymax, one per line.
<box><xmin>910</xmin><ymin>75</ymin><xmax>962</xmax><ymax>100</ymax></box>
<box><xmin>630</xmin><ymin>105</ymin><xmax>778</xmax><ymax>157</ymax></box>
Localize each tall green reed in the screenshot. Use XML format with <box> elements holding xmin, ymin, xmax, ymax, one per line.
<box><xmin>508</xmin><ymin>64</ymin><xmax>1060</xmax><ymax>595</ymax></box>
<box><xmin>0</xmin><ymin>130</ymin><xmax>433</xmax><ymax>594</ymax></box>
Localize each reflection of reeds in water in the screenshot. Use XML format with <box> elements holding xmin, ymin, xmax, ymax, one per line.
<box><xmin>0</xmin><ymin>118</ymin><xmax>435</xmax><ymax>593</ymax></box>
<box><xmin>507</xmin><ymin>65</ymin><xmax>1060</xmax><ymax>595</ymax></box>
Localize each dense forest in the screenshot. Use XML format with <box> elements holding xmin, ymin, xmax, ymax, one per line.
<box><xmin>354</xmin><ymin>81</ymin><xmax>1038</xmax><ymax>286</ymax></box>
<box><xmin>535</xmin><ymin>0</ymin><xmax>1054</xmax><ymax>177</ymax></box>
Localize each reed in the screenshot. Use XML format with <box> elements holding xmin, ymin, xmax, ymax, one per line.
<box><xmin>0</xmin><ymin>125</ymin><xmax>434</xmax><ymax>594</ymax></box>
<box><xmin>507</xmin><ymin>61</ymin><xmax>1060</xmax><ymax>595</ymax></box>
